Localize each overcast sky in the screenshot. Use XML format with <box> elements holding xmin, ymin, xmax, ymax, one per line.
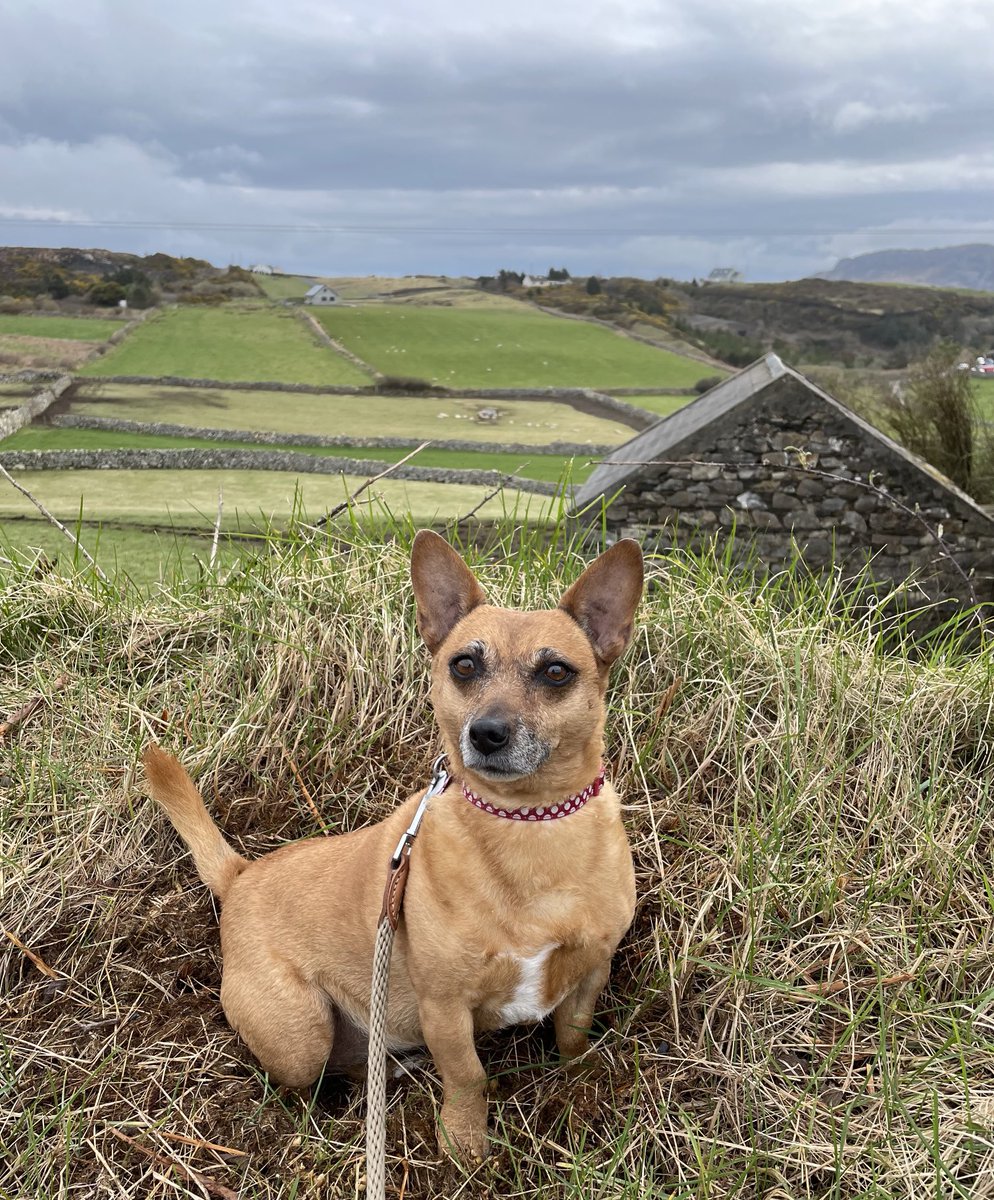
<box><xmin>2</xmin><ymin>0</ymin><xmax>993</xmax><ymax>281</ymax></box>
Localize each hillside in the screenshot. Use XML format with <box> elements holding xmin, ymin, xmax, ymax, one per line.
<box><xmin>819</xmin><ymin>244</ymin><xmax>994</xmax><ymax>291</ymax></box>
<box><xmin>523</xmin><ymin>273</ymin><xmax>994</xmax><ymax>369</ymax></box>
<box><xmin>676</xmin><ymin>277</ymin><xmax>994</xmax><ymax>368</ymax></box>
<box><xmin>0</xmin><ymin>246</ymin><xmax>261</xmax><ymax>305</ymax></box>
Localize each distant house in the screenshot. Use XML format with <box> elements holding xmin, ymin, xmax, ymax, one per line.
<box><xmin>304</xmin><ymin>284</ymin><xmax>339</xmax><ymax>306</ymax></box>
<box><xmin>249</xmin><ymin>264</ymin><xmax>275</xmax><ymax>275</ymax></box>
<box><xmin>521</xmin><ymin>274</ymin><xmax>568</xmax><ymax>288</ymax></box>
<box><xmin>707</xmin><ymin>267</ymin><xmax>743</xmax><ymax>284</ymax></box>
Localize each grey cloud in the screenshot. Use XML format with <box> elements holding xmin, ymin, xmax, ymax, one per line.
<box><xmin>1</xmin><ymin>0</ymin><xmax>994</xmax><ymax>279</ymax></box>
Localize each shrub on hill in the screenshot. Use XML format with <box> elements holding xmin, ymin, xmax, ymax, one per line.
<box><xmin>679</xmin><ymin>277</ymin><xmax>994</xmax><ymax>369</ymax></box>
<box><xmin>672</xmin><ymin>320</ymin><xmax>764</xmax><ymax>367</ymax></box>
<box><xmin>87</xmin><ymin>280</ymin><xmax>127</xmax><ymax>307</ymax></box>
<box><xmin>373</xmin><ymin>374</ymin><xmax>449</xmax><ymax>394</ymax></box>
<box><xmin>873</xmin><ymin>342</ymin><xmax>994</xmax><ymax>501</ymax></box>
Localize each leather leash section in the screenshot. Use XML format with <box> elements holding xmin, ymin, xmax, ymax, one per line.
<box><xmin>367</xmin><ymin>755</ymin><xmax>450</xmax><ymax>1200</ymax></box>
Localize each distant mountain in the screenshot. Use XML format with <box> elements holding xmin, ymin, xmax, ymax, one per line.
<box><xmin>818</xmin><ymin>244</ymin><xmax>994</xmax><ymax>291</ymax></box>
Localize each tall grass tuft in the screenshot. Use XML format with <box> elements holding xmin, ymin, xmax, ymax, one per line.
<box><xmin>3</xmin><ymin>521</ymin><xmax>994</xmax><ymax>1198</ymax></box>
<box><xmin>873</xmin><ymin>342</ymin><xmax>994</xmax><ymax>501</ymax></box>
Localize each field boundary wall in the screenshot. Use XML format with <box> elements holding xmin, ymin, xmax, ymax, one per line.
<box><xmin>294</xmin><ymin>309</ymin><xmax>380</xmax><ymax>379</ymax></box>
<box><xmin>0</xmin><ymin>375</ymin><xmax>74</xmax><ymax>441</ymax></box>
<box><xmin>0</xmin><ymin>446</ymin><xmax>558</xmax><ymax>495</ymax></box>
<box><xmin>79</xmin><ymin>308</ymin><xmax>155</xmax><ymax>367</ymax></box>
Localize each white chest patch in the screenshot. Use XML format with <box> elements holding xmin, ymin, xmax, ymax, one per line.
<box><xmin>497</xmin><ymin>943</ymin><xmax>560</xmax><ymax>1026</ymax></box>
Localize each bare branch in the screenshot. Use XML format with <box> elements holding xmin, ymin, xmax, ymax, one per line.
<box><xmin>0</xmin><ymin>463</ymin><xmax>108</xmax><ymax>582</ymax></box>
<box><xmin>307</xmin><ymin>441</ymin><xmax>431</xmax><ymax>532</ymax></box>
<box><xmin>0</xmin><ymin>673</ymin><xmax>69</xmax><ymax>742</ymax></box>
<box><xmin>454</xmin><ymin>475</ymin><xmax>512</xmax><ymax>523</ymax></box>
<box><xmin>209</xmin><ymin>484</ymin><xmax>224</xmax><ymax>569</ymax></box>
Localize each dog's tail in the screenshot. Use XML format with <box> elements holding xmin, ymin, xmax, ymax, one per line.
<box><xmin>143</xmin><ymin>744</ymin><xmax>247</xmax><ymax>901</ymax></box>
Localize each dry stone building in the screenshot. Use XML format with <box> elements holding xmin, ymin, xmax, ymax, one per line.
<box><xmin>574</xmin><ymin>355</ymin><xmax>994</xmax><ymax>610</ymax></box>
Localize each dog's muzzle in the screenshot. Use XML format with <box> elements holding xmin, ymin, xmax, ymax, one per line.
<box><xmin>460</xmin><ymin>715</ymin><xmax>550</xmax><ymax>780</ymax></box>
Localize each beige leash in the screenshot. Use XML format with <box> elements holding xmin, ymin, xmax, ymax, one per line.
<box><xmin>366</xmin><ymin>755</ymin><xmax>449</xmax><ymax>1200</ymax></box>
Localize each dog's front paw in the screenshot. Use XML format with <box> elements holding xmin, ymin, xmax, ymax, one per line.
<box><xmin>562</xmin><ymin>1046</ymin><xmax>608</xmax><ymax>1081</ymax></box>
<box><xmin>437</xmin><ymin>1101</ymin><xmax>489</xmax><ymax>1165</ymax></box>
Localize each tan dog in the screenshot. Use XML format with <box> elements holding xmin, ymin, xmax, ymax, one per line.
<box><xmin>144</xmin><ymin>530</ymin><xmax>643</xmax><ymax>1161</ymax></box>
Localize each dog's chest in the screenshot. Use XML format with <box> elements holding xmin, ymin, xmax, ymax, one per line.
<box><xmin>495</xmin><ymin>943</ymin><xmax>560</xmax><ymax>1025</ymax></box>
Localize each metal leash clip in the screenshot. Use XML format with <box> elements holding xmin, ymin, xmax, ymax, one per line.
<box><xmin>381</xmin><ymin>754</ymin><xmax>449</xmax><ymax>929</ymax></box>
<box><xmin>388</xmin><ymin>752</ymin><xmax>449</xmax><ymax>867</ymax></box>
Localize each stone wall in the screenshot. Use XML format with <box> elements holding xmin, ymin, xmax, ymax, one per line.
<box><xmin>0</xmin><ymin>369</ymin><xmax>64</xmax><ymax>385</ymax></box>
<box><xmin>0</xmin><ymin>375</ymin><xmax>74</xmax><ymax>440</ymax></box>
<box><xmin>0</xmin><ymin>446</ymin><xmax>556</xmax><ymax>495</ymax></box>
<box><xmin>294</xmin><ymin>309</ymin><xmax>379</xmax><ymax>378</ymax></box>
<box><xmin>89</xmin><ymin>373</ymin><xmax>367</xmax><ymax>393</ymax></box>
<box><xmin>601</xmin><ymin>374</ymin><xmax>994</xmax><ymax>606</ymax></box>
<box><xmin>78</xmin><ymin>309</ymin><xmax>153</xmax><ymax>367</ymax></box>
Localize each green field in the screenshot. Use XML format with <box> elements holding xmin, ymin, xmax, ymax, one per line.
<box><xmin>3</xmin><ymin>425</ymin><xmax>592</xmax><ymax>483</ymax></box>
<box><xmin>326</xmin><ymin>275</ymin><xmax>464</xmax><ymax>301</ymax></box>
<box><xmin>621</xmin><ymin>392</ymin><xmax>695</xmax><ymax>418</ymax></box>
<box><xmin>314</xmin><ymin>304</ymin><xmax>712</xmax><ymax>388</ymax></box>
<box><xmin>0</xmin><ymin>314</ymin><xmax>123</xmax><ymax>340</ymax></box>
<box><xmin>66</xmin><ymin>382</ymin><xmax>631</xmax><ymax>445</ymax></box>
<box><xmin>253</xmin><ymin>274</ymin><xmax>316</xmax><ymax>300</ymax></box>
<box><xmin>1</xmin><ymin>293</ymin><xmax>686</xmax><ymax>575</ymax></box>
<box><xmin>972</xmin><ymin>377</ymin><xmax>994</xmax><ymax>418</ymax></box>
<box><xmin>0</xmin><ymin>470</ymin><xmax>549</xmax><ymax>585</ymax></box>
<box><xmin>0</xmin><ymin>518</ymin><xmax>243</xmax><ymax>582</ymax></box>
<box><xmin>80</xmin><ymin>306</ymin><xmax>370</xmax><ymax>385</ymax></box>
<box><xmin>0</xmin><ymin>468</ymin><xmax>535</xmax><ymax>530</ymax></box>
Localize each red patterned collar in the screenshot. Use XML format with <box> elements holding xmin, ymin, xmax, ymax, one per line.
<box><xmin>461</xmin><ymin>765</ymin><xmax>606</xmax><ymax>821</ymax></box>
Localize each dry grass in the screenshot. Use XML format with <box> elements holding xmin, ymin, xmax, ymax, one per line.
<box><xmin>0</xmin><ymin>334</ymin><xmax>95</xmax><ymax>372</ymax></box>
<box><xmin>3</xmin><ymin>528</ymin><xmax>994</xmax><ymax>1198</ymax></box>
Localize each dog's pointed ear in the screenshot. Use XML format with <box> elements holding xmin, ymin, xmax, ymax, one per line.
<box><xmin>558</xmin><ymin>539</ymin><xmax>644</xmax><ymax>668</ymax></box>
<box><xmin>410</xmin><ymin>530</ymin><xmax>487</xmax><ymax>653</ymax></box>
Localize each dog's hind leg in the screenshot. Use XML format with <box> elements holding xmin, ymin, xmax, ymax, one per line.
<box><xmin>221</xmin><ymin>967</ymin><xmax>334</xmax><ymax>1088</ymax></box>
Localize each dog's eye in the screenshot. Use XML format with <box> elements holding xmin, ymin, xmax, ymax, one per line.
<box><xmin>541</xmin><ymin>662</ymin><xmax>574</xmax><ymax>686</ymax></box>
<box><xmin>450</xmin><ymin>656</ymin><xmax>478</xmax><ymax>680</ymax></box>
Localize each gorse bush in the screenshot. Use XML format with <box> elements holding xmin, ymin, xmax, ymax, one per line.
<box><xmin>874</xmin><ymin>341</ymin><xmax>994</xmax><ymax>501</ymax></box>
<box><xmin>3</xmin><ymin>521</ymin><xmax>994</xmax><ymax>1197</ymax></box>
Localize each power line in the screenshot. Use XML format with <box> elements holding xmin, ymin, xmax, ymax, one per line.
<box><xmin>1</xmin><ymin>216</ymin><xmax>993</xmax><ymax>238</ymax></box>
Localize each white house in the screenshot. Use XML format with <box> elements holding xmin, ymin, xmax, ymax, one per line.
<box><xmin>521</xmin><ymin>274</ymin><xmax>568</xmax><ymax>288</ymax></box>
<box><xmin>706</xmin><ymin>267</ymin><xmax>743</xmax><ymax>284</ymax></box>
<box><xmin>304</xmin><ymin>284</ymin><xmax>339</xmax><ymax>305</ymax></box>
<box><xmin>249</xmin><ymin>264</ymin><xmax>275</xmax><ymax>275</ymax></box>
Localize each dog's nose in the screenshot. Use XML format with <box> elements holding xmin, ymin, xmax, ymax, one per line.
<box><xmin>468</xmin><ymin>717</ymin><xmax>511</xmax><ymax>756</ymax></box>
